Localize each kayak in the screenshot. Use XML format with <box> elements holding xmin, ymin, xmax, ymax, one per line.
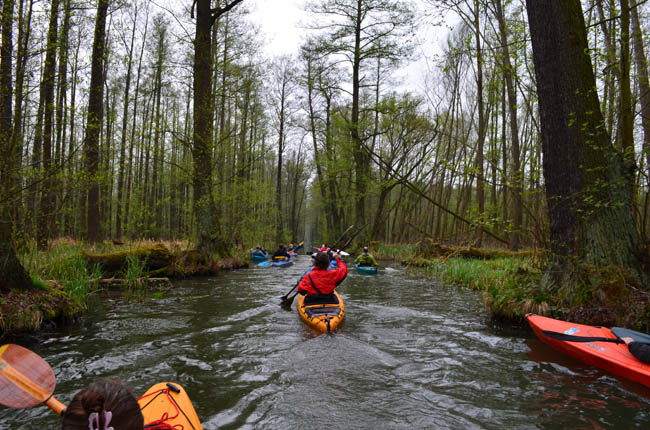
<box><xmin>272</xmin><ymin>257</ymin><xmax>294</xmax><ymax>267</ymax></box>
<box><xmin>526</xmin><ymin>313</ymin><xmax>650</xmax><ymax>388</ymax></box>
<box><xmin>138</xmin><ymin>382</ymin><xmax>202</xmax><ymax>429</ymax></box>
<box><xmin>251</xmin><ymin>253</ymin><xmax>268</xmax><ymax>263</ymax></box>
<box><xmin>354</xmin><ymin>264</ymin><xmax>377</xmax><ymax>275</ymax></box>
<box><xmin>297</xmin><ymin>290</ymin><xmax>345</xmax><ymax>333</ymax></box>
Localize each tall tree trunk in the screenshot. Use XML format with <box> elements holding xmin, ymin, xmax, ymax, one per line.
<box><xmin>526</xmin><ymin>0</ymin><xmax>647</xmax><ymax>289</ymax></box>
<box><xmin>0</xmin><ymin>0</ymin><xmax>14</xmax><ymax>215</ymax></box>
<box><xmin>193</xmin><ymin>0</ymin><xmax>216</xmax><ymax>252</ymax></box>
<box><xmin>493</xmin><ymin>0</ymin><xmax>522</xmax><ymax>251</ymax></box>
<box><xmin>191</xmin><ymin>0</ymin><xmax>243</xmax><ymax>254</ymax></box>
<box><xmin>631</xmin><ymin>0</ymin><xmax>650</xmax><ymax>235</ymax></box>
<box><xmin>619</xmin><ymin>0</ymin><xmax>634</xmax><ymax>158</ymax></box>
<box><xmin>54</xmin><ymin>0</ymin><xmax>71</xmax><ymax>237</ymax></box>
<box><xmin>115</xmin><ymin>4</ymin><xmax>138</xmax><ymax>239</ymax></box>
<box><xmin>83</xmin><ymin>0</ymin><xmax>109</xmax><ymax>242</ymax></box>
<box><xmin>352</xmin><ymin>0</ymin><xmax>366</xmax><ymax>229</ymax></box>
<box><xmin>472</xmin><ymin>0</ymin><xmax>486</xmax><ymax>247</ymax></box>
<box><xmin>9</xmin><ymin>0</ymin><xmax>32</xmax><ymax>229</ymax></box>
<box><xmin>37</xmin><ymin>0</ymin><xmax>61</xmax><ymax>249</ymax></box>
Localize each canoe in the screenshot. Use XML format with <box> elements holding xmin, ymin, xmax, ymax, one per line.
<box><xmin>354</xmin><ymin>264</ymin><xmax>377</xmax><ymax>275</ymax></box>
<box><xmin>526</xmin><ymin>313</ymin><xmax>650</xmax><ymax>388</ymax></box>
<box><xmin>272</xmin><ymin>257</ymin><xmax>294</xmax><ymax>267</ymax></box>
<box><xmin>297</xmin><ymin>290</ymin><xmax>345</xmax><ymax>333</ymax></box>
<box><xmin>251</xmin><ymin>253</ymin><xmax>268</xmax><ymax>263</ymax></box>
<box><xmin>138</xmin><ymin>382</ymin><xmax>202</xmax><ymax>429</ymax></box>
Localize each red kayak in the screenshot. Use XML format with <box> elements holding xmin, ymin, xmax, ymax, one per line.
<box><xmin>526</xmin><ymin>313</ymin><xmax>650</xmax><ymax>388</ymax></box>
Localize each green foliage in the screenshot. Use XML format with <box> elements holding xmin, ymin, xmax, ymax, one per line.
<box><xmin>412</xmin><ymin>256</ymin><xmax>544</xmax><ymax>319</ymax></box>
<box><xmin>123</xmin><ymin>253</ymin><xmax>147</xmax><ymax>300</ymax></box>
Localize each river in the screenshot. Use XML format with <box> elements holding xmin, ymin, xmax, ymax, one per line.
<box><xmin>1</xmin><ymin>256</ymin><xmax>649</xmax><ymax>429</ymax></box>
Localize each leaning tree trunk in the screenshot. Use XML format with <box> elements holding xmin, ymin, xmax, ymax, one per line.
<box><xmin>526</xmin><ymin>0</ymin><xmax>647</xmax><ymax>290</ymax></box>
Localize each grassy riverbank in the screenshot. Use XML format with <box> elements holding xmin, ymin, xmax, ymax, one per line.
<box><xmin>1</xmin><ymin>239</ymin><xmax>248</xmax><ymax>337</ymax></box>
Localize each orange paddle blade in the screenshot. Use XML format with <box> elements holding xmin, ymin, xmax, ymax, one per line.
<box><xmin>0</xmin><ymin>344</ymin><xmax>56</xmax><ymax>409</ymax></box>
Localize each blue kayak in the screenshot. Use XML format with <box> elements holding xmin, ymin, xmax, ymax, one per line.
<box><xmin>251</xmin><ymin>253</ymin><xmax>268</xmax><ymax>263</ymax></box>
<box><xmin>272</xmin><ymin>257</ymin><xmax>295</xmax><ymax>267</ymax></box>
<box><xmin>354</xmin><ymin>264</ymin><xmax>377</xmax><ymax>275</ymax></box>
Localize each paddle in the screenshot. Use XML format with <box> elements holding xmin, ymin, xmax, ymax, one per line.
<box><xmin>280</xmin><ymin>281</ymin><xmax>300</xmax><ymax>309</ymax></box>
<box><xmin>0</xmin><ymin>344</ymin><xmax>67</xmax><ymax>415</ymax></box>
<box><xmin>541</xmin><ymin>330</ymin><xmax>625</xmax><ymax>344</ymax></box>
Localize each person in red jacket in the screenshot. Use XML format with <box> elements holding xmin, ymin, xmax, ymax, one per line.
<box><xmin>297</xmin><ymin>251</ymin><xmax>347</xmax><ymax>302</ymax></box>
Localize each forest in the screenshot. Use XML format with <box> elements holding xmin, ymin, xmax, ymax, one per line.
<box><xmin>0</xmin><ymin>0</ymin><xmax>648</xmax><ymax>292</ymax></box>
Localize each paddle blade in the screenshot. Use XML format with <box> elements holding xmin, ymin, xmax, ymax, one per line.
<box><xmin>280</xmin><ymin>294</ymin><xmax>296</xmax><ymax>310</ymax></box>
<box><xmin>0</xmin><ymin>344</ymin><xmax>56</xmax><ymax>409</ymax></box>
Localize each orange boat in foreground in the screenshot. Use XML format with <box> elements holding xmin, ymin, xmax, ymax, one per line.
<box><xmin>138</xmin><ymin>382</ymin><xmax>202</xmax><ymax>429</ymax></box>
<box><xmin>527</xmin><ymin>313</ymin><xmax>650</xmax><ymax>388</ymax></box>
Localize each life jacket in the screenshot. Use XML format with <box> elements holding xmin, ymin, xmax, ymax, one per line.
<box><xmin>297</xmin><ymin>258</ymin><xmax>347</xmax><ymax>295</ymax></box>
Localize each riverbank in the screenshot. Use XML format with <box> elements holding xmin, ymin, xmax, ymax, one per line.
<box><xmin>359</xmin><ymin>240</ymin><xmax>650</xmax><ymax>331</ymax></box>
<box><xmin>0</xmin><ymin>238</ymin><xmax>249</xmax><ymax>338</ymax></box>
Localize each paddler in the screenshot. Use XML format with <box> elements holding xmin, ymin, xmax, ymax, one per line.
<box><xmin>354</xmin><ymin>246</ymin><xmax>378</xmax><ymax>267</ymax></box>
<box><xmin>297</xmin><ymin>251</ymin><xmax>347</xmax><ymax>304</ymax></box>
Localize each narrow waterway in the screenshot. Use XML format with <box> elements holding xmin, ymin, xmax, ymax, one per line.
<box><xmin>1</xmin><ymin>257</ymin><xmax>649</xmax><ymax>429</ymax></box>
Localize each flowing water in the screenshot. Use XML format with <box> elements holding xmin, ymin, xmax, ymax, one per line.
<box><xmin>1</xmin><ymin>257</ymin><xmax>650</xmax><ymax>429</ymax></box>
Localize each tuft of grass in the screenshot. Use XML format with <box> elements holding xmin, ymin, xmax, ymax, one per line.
<box><xmin>412</xmin><ymin>256</ymin><xmax>544</xmax><ymax>319</ymax></box>
<box><xmin>122</xmin><ymin>253</ymin><xmax>147</xmax><ymax>300</ymax></box>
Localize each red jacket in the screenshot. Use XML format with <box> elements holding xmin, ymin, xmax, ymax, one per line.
<box><xmin>297</xmin><ymin>258</ymin><xmax>347</xmax><ymax>295</ymax></box>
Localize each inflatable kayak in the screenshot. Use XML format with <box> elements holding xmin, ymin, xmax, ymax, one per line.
<box><xmin>138</xmin><ymin>382</ymin><xmax>202</xmax><ymax>429</ymax></box>
<box><xmin>526</xmin><ymin>313</ymin><xmax>650</xmax><ymax>388</ymax></box>
<box><xmin>297</xmin><ymin>290</ymin><xmax>345</xmax><ymax>333</ymax></box>
<box><xmin>272</xmin><ymin>256</ymin><xmax>294</xmax><ymax>267</ymax></box>
<box><xmin>251</xmin><ymin>253</ymin><xmax>268</xmax><ymax>263</ymax></box>
<box><xmin>354</xmin><ymin>264</ymin><xmax>377</xmax><ymax>275</ymax></box>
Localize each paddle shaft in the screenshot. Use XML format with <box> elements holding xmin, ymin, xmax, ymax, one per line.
<box><xmin>541</xmin><ymin>330</ymin><xmax>625</xmax><ymax>344</ymax></box>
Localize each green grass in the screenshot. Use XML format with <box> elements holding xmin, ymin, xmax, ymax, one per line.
<box><xmin>413</xmin><ymin>256</ymin><xmax>545</xmax><ymax>319</ymax></box>
<box><xmin>23</xmin><ymin>241</ymin><xmax>96</xmax><ymax>306</ymax></box>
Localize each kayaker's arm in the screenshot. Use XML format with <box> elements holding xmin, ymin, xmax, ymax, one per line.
<box><xmin>622</xmin><ymin>337</ymin><xmax>650</xmax><ymax>364</ymax></box>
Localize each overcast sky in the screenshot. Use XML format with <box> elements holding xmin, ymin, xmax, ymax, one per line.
<box><xmin>248</xmin><ymin>0</ymin><xmax>309</xmax><ymax>56</ymax></box>
<box><xmin>245</xmin><ymin>0</ymin><xmax>449</xmax><ymax>94</ymax></box>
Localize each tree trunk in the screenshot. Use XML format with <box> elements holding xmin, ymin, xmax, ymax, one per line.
<box><xmin>191</xmin><ymin>0</ymin><xmax>243</xmax><ymax>254</ymax></box>
<box><xmin>84</xmin><ymin>0</ymin><xmax>109</xmax><ymax>242</ymax></box>
<box><xmin>0</xmin><ymin>222</ymin><xmax>33</xmax><ymax>292</ymax></box>
<box><xmin>472</xmin><ymin>0</ymin><xmax>486</xmax><ymax>248</ymax></box>
<box><xmin>115</xmin><ymin>4</ymin><xmax>139</xmax><ymax>239</ymax></box>
<box><xmin>525</xmin><ymin>0</ymin><xmax>647</xmax><ymax>289</ymax></box>
<box><xmin>0</xmin><ymin>0</ymin><xmax>14</xmax><ymax>215</ymax></box>
<box><xmin>493</xmin><ymin>0</ymin><xmax>522</xmax><ymax>251</ymax></box>
<box><xmin>37</xmin><ymin>0</ymin><xmax>61</xmax><ymax>249</ymax></box>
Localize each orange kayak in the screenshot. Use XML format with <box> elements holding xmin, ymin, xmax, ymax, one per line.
<box><xmin>527</xmin><ymin>313</ymin><xmax>650</xmax><ymax>388</ymax></box>
<box><xmin>138</xmin><ymin>382</ymin><xmax>202</xmax><ymax>429</ymax></box>
<box><xmin>297</xmin><ymin>291</ymin><xmax>345</xmax><ymax>333</ymax></box>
